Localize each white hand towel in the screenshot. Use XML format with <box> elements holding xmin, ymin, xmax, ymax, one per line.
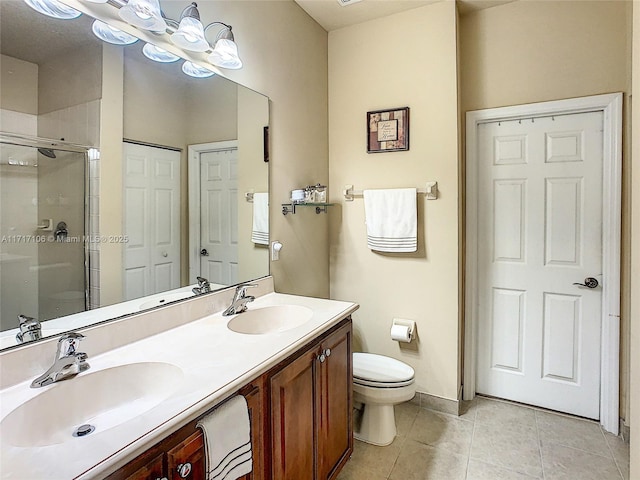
<box><xmin>363</xmin><ymin>188</ymin><xmax>417</xmax><ymax>252</ymax></box>
<box><xmin>251</xmin><ymin>192</ymin><xmax>269</xmax><ymax>245</ymax></box>
<box><xmin>196</xmin><ymin>395</ymin><xmax>252</xmax><ymax>480</ymax></box>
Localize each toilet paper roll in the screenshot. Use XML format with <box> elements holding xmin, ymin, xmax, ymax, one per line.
<box><xmin>391</xmin><ymin>324</ymin><xmax>412</xmax><ymax>343</ymax></box>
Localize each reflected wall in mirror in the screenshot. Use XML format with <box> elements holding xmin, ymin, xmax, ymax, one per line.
<box><xmin>0</xmin><ymin>0</ymin><xmax>270</xmax><ymax>351</ymax></box>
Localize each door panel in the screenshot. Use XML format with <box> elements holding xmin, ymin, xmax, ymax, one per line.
<box><xmin>476</xmin><ymin>111</ymin><xmax>603</xmax><ymax>419</ymax></box>
<box><xmin>123</xmin><ymin>143</ymin><xmax>180</xmax><ymax>300</ymax></box>
<box><xmin>199</xmin><ymin>148</ymin><xmax>238</xmax><ymax>285</ymax></box>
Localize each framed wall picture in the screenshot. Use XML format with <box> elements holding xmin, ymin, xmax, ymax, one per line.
<box><xmin>367</xmin><ymin>107</ymin><xmax>409</xmax><ymax>153</ymax></box>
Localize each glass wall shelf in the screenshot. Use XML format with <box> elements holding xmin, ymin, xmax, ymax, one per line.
<box><xmin>281</xmin><ymin>203</ymin><xmax>334</xmax><ymax>215</ymax></box>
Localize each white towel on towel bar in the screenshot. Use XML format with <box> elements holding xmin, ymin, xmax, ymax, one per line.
<box><xmin>363</xmin><ymin>188</ymin><xmax>417</xmax><ymax>252</ymax></box>
<box><xmin>251</xmin><ymin>192</ymin><xmax>269</xmax><ymax>245</ymax></box>
<box><xmin>196</xmin><ymin>395</ymin><xmax>252</xmax><ymax>480</ymax></box>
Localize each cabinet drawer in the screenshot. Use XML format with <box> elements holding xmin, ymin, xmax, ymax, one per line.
<box><xmin>167</xmin><ymin>430</ymin><xmax>205</xmax><ymax>480</ymax></box>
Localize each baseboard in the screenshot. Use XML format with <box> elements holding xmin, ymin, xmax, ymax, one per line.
<box><xmin>620</xmin><ymin>418</ymin><xmax>630</xmax><ymax>442</ymax></box>
<box><xmin>415</xmin><ymin>391</ymin><xmax>460</xmax><ymax>416</ymax></box>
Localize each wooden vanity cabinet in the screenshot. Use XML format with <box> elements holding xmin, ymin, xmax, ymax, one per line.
<box><xmin>106</xmin><ymin>317</ymin><xmax>351</xmax><ymax>480</ymax></box>
<box><xmin>267</xmin><ymin>319</ymin><xmax>353</xmax><ymax>480</ymax></box>
<box><xmin>106</xmin><ymin>379</ymin><xmax>263</xmax><ymax>480</ymax></box>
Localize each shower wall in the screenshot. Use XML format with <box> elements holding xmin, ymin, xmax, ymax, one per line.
<box><xmin>0</xmin><ymin>49</ymin><xmax>99</xmax><ymax>327</ymax></box>
<box><xmin>0</xmin><ymin>55</ymin><xmax>40</xmax><ymax>329</ymax></box>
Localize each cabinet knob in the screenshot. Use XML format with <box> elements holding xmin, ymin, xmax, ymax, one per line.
<box><xmin>318</xmin><ymin>353</ymin><xmax>326</xmax><ymax>363</ymax></box>
<box><xmin>155</xmin><ymin>478</ymin><xmax>168</xmax><ymax>480</ymax></box>
<box><xmin>324</xmin><ymin>348</ymin><xmax>331</xmax><ymax>357</ymax></box>
<box><xmin>177</xmin><ymin>462</ymin><xmax>192</xmax><ymax>478</ymax></box>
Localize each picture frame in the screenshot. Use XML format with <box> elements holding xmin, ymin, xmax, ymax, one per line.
<box><xmin>367</xmin><ymin>107</ymin><xmax>409</xmax><ymax>153</ymax></box>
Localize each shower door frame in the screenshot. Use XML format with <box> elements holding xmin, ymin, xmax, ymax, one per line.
<box><xmin>0</xmin><ymin>132</ymin><xmax>93</xmax><ymax>314</ymax></box>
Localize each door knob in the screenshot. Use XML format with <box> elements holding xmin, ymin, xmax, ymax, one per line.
<box><xmin>573</xmin><ymin>277</ymin><xmax>599</xmax><ymax>289</ymax></box>
<box><xmin>200</xmin><ymin>248</ymin><xmax>209</xmax><ymax>256</ymax></box>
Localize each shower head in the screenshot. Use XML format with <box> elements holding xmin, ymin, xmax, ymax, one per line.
<box><xmin>37</xmin><ymin>148</ymin><xmax>56</xmax><ymax>158</ymax></box>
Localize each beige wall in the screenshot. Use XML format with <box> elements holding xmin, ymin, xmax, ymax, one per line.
<box><xmin>38</xmin><ymin>43</ymin><xmax>102</xmax><ymax>114</ymax></box>
<box><xmin>98</xmin><ymin>46</ymin><xmax>124</xmax><ymax>307</ymax></box>
<box><xmin>0</xmin><ymin>54</ymin><xmax>38</xmax><ymax>115</ymax></box>
<box><xmin>328</xmin><ymin>1</ymin><xmax>461</xmax><ymax>400</ymax></box>
<box><xmin>196</xmin><ymin>1</ymin><xmax>330</xmax><ymax>298</ymax></box>
<box><xmin>459</xmin><ymin>0</ymin><xmax>632</xmax><ymax>421</ymax></box>
<box><xmin>630</xmin><ymin>1</ymin><xmax>639</xmax><ymax>476</ymax></box>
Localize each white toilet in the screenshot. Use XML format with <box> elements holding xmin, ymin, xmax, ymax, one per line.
<box><xmin>353</xmin><ymin>352</ymin><xmax>416</xmax><ymax>446</ymax></box>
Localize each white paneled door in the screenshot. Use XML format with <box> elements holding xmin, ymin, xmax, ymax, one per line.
<box><xmin>476</xmin><ymin>112</ymin><xmax>603</xmax><ymax>419</ymax></box>
<box><xmin>123</xmin><ymin>143</ymin><xmax>180</xmax><ymax>300</ymax></box>
<box><xmin>198</xmin><ymin>147</ymin><xmax>238</xmax><ymax>286</ymax></box>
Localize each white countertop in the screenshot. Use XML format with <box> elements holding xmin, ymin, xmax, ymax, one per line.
<box><xmin>0</xmin><ymin>292</ymin><xmax>358</xmax><ymax>479</ymax></box>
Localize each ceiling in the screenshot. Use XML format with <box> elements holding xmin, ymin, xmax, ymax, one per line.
<box><xmin>294</xmin><ymin>0</ymin><xmax>516</xmax><ymax>32</ymax></box>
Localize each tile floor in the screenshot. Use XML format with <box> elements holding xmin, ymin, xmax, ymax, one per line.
<box><xmin>337</xmin><ymin>396</ymin><xmax>630</xmax><ymax>480</ymax></box>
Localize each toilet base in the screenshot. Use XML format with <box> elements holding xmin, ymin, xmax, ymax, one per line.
<box><xmin>354</xmin><ymin>403</ymin><xmax>397</xmax><ymax>446</ymax></box>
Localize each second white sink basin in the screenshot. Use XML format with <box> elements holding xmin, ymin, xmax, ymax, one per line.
<box><xmin>227</xmin><ymin>305</ymin><xmax>313</xmax><ymax>334</ymax></box>
<box><xmin>1</xmin><ymin>362</ymin><xmax>183</xmax><ymax>447</ymax></box>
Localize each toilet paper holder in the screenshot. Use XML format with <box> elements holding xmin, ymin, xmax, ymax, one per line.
<box><xmin>391</xmin><ymin>318</ymin><xmax>416</xmax><ymax>342</ymax></box>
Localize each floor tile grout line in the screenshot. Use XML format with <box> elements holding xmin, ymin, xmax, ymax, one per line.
<box><xmin>464</xmin><ymin>411</ymin><xmax>477</xmax><ymax>480</ymax></box>
<box><xmin>601</xmin><ymin>426</ymin><xmax>626</xmax><ymax>480</ymax></box>
<box><xmin>534</xmin><ymin>409</ymin><xmax>546</xmax><ymax>480</ymax></box>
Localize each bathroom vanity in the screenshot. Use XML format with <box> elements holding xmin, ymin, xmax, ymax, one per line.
<box><xmin>0</xmin><ymin>278</ymin><xmax>357</xmax><ymax>480</ymax></box>
<box><xmin>107</xmin><ymin>318</ymin><xmax>352</xmax><ymax>480</ymax></box>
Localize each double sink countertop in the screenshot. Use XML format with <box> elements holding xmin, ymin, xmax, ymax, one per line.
<box><xmin>0</xmin><ymin>282</ymin><xmax>358</xmax><ymax>479</ymax></box>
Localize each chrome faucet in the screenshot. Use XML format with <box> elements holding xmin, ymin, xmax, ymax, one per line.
<box><xmin>31</xmin><ymin>332</ymin><xmax>90</xmax><ymax>388</ymax></box>
<box><xmin>222</xmin><ymin>284</ymin><xmax>257</xmax><ymax>316</ymax></box>
<box><xmin>16</xmin><ymin>314</ymin><xmax>42</xmax><ymax>344</ymax></box>
<box><xmin>192</xmin><ymin>276</ymin><xmax>211</xmax><ymax>295</ymax></box>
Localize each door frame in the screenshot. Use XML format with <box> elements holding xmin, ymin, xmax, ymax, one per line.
<box><xmin>463</xmin><ymin>93</ymin><xmax>622</xmax><ymax>434</ymax></box>
<box><xmin>187</xmin><ymin>140</ymin><xmax>238</xmax><ymax>283</ymax></box>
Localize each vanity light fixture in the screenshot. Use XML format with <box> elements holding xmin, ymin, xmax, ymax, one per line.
<box><xmin>24</xmin><ymin>0</ymin><xmax>243</xmax><ymax>75</ymax></box>
<box><xmin>170</xmin><ymin>2</ymin><xmax>209</xmax><ymax>52</ymax></box>
<box><xmin>181</xmin><ymin>61</ymin><xmax>215</xmax><ymax>78</ymax></box>
<box><xmin>118</xmin><ymin>0</ymin><xmax>167</xmax><ymax>32</ymax></box>
<box><xmin>207</xmin><ymin>24</ymin><xmax>242</xmax><ymax>70</ymax></box>
<box><xmin>24</xmin><ymin>0</ymin><xmax>81</xmax><ymax>19</ymax></box>
<box><xmin>142</xmin><ymin>43</ymin><xmax>180</xmax><ymax>63</ymax></box>
<box><xmin>92</xmin><ymin>20</ymin><xmax>139</xmax><ymax>45</ymax></box>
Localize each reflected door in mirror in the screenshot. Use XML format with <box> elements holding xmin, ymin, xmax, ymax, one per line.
<box><xmin>198</xmin><ymin>144</ymin><xmax>238</xmax><ymax>286</ymax></box>
<box><xmin>123</xmin><ymin>143</ymin><xmax>180</xmax><ymax>300</ymax></box>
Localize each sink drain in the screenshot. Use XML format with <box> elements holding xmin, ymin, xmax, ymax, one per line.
<box><xmin>72</xmin><ymin>424</ymin><xmax>95</xmax><ymax>438</ymax></box>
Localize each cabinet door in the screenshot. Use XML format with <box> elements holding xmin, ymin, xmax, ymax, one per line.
<box><xmin>269</xmin><ymin>347</ymin><xmax>319</xmax><ymax>480</ymax></box>
<box><xmin>318</xmin><ymin>323</ymin><xmax>353</xmax><ymax>480</ymax></box>
<box><xmin>167</xmin><ymin>430</ymin><xmax>205</xmax><ymax>480</ymax></box>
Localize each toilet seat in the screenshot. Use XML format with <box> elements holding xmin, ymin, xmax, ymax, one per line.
<box><xmin>353</xmin><ymin>352</ymin><xmax>415</xmax><ymax>388</ymax></box>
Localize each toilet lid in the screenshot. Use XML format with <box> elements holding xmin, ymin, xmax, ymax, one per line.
<box><xmin>353</xmin><ymin>352</ymin><xmax>415</xmax><ymax>386</ymax></box>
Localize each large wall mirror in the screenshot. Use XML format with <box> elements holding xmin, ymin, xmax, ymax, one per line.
<box><xmin>0</xmin><ymin>0</ymin><xmax>270</xmax><ymax>351</ymax></box>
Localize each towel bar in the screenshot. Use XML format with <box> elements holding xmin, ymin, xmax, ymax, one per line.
<box><xmin>343</xmin><ymin>182</ymin><xmax>438</xmax><ymax>201</ymax></box>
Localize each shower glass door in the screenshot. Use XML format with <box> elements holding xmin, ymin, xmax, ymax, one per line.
<box><xmin>0</xmin><ymin>140</ymin><xmax>87</xmax><ymax>335</ymax></box>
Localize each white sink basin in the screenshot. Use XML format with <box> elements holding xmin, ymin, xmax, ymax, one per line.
<box><xmin>138</xmin><ymin>291</ymin><xmax>195</xmax><ymax>310</ymax></box>
<box><xmin>1</xmin><ymin>362</ymin><xmax>183</xmax><ymax>447</ymax></box>
<box><xmin>227</xmin><ymin>305</ymin><xmax>313</xmax><ymax>334</ymax></box>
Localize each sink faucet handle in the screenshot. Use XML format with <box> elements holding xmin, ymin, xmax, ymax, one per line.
<box><xmin>236</xmin><ymin>283</ymin><xmax>258</xmax><ymax>297</ymax></box>
<box><xmin>57</xmin><ymin>332</ymin><xmax>85</xmax><ymax>357</ymax></box>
